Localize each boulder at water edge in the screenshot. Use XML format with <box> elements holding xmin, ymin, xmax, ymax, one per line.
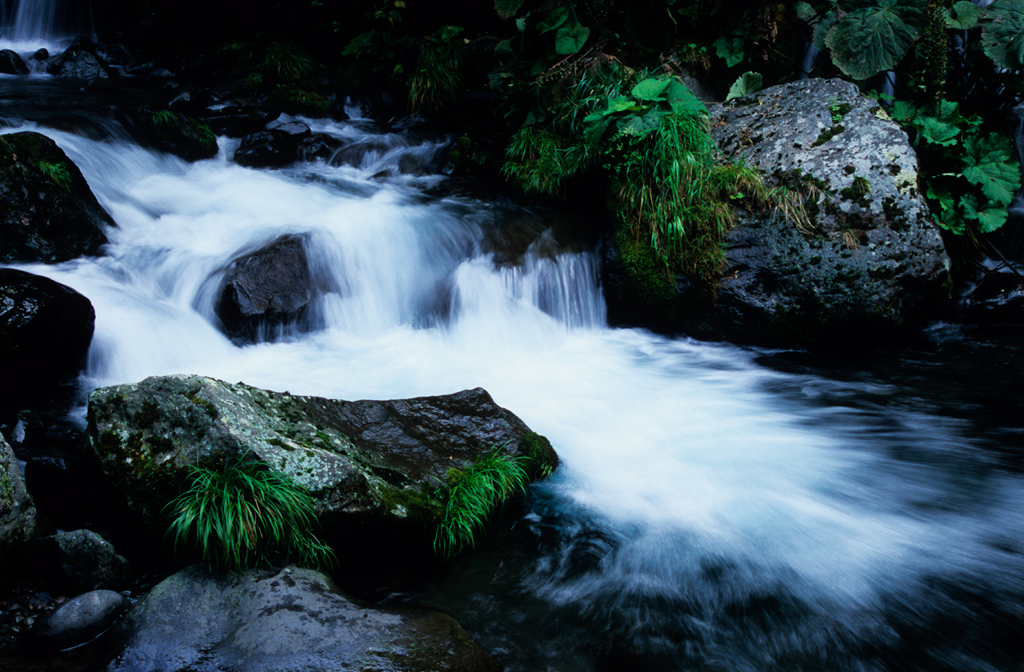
<box><xmin>606</xmin><ymin>78</ymin><xmax>950</xmax><ymax>345</ymax></box>
<box><xmin>213</xmin><ymin>234</ymin><xmax>323</xmax><ymax>343</ymax></box>
<box><xmin>39</xmin><ymin>529</ymin><xmax>132</xmax><ymax>594</ymax></box>
<box><xmin>46</xmin><ymin>36</ymin><xmax>114</xmax><ymax>83</ymax></box>
<box><xmin>1</xmin><ymin>269</ymin><xmax>95</xmax><ymax>407</ymax></box>
<box><xmin>0</xmin><ymin>49</ymin><xmax>29</xmax><ymax>75</ymax></box>
<box><xmin>0</xmin><ymin>132</ymin><xmax>114</xmax><ymax>263</ymax></box>
<box><xmin>33</xmin><ymin>589</ymin><xmax>128</xmax><ymax>651</ymax></box>
<box><xmin>122</xmin><ymin>107</ymin><xmax>218</xmax><ymax>162</ymax></box>
<box><xmin>1</xmin><ymin>433</ymin><xmax>36</xmax><ymax>586</ymax></box>
<box><xmin>108</xmin><ymin>565</ymin><xmax>499</xmax><ymax>672</ymax></box>
<box><xmin>86</xmin><ymin>375</ymin><xmax>557</xmax><ymax>572</ymax></box>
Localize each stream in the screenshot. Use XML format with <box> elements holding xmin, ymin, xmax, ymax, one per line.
<box><xmin>3</xmin><ymin>32</ymin><xmax>1024</xmax><ymax>672</ymax></box>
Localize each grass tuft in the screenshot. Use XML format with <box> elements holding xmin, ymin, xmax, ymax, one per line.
<box><xmin>433</xmin><ymin>445</ymin><xmax>529</xmax><ymax>558</ymax></box>
<box><xmin>165</xmin><ymin>456</ymin><xmax>335</xmax><ymax>572</ymax></box>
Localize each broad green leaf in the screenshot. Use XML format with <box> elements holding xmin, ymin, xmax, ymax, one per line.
<box><xmin>714</xmin><ymin>35</ymin><xmax>745</xmax><ymax>68</ymax></box>
<box><xmin>342</xmin><ymin>32</ymin><xmax>373</xmax><ymax>56</ymax></box>
<box><xmin>945</xmin><ymin>1</ymin><xmax>981</xmax><ymax>30</ymax></box>
<box><xmin>936</xmin><ymin>98</ymin><xmax>960</xmax><ymax>121</ymax></box>
<box><xmin>726</xmin><ymin>71</ymin><xmax>763</xmax><ymax>101</ymax></box>
<box><xmin>617</xmin><ymin>108</ymin><xmax>667</xmax><ymax>138</ymax></box>
<box><xmin>583</xmin><ymin>115</ymin><xmax>612</xmax><ymax>148</ymax></box>
<box><xmin>917</xmin><ymin>116</ymin><xmax>960</xmax><ymax>146</ymax></box>
<box><xmin>631</xmin><ymin>77</ymin><xmax>672</xmax><ymax>101</ymax></box>
<box><xmin>961</xmin><ymin>194</ymin><xmax>1009</xmax><ymax>233</ymax></box>
<box><xmin>981</xmin><ymin>0</ymin><xmax>1024</xmax><ymax>70</ymax></box>
<box><xmin>795</xmin><ymin>1</ymin><xmax>821</xmax><ymax>24</ymax></box>
<box><xmin>494</xmin><ymin>0</ymin><xmax>524</xmax><ymax>18</ymax></box>
<box><xmin>825</xmin><ymin>0</ymin><xmax>927</xmax><ymax>79</ymax></box>
<box><xmin>494</xmin><ymin>39</ymin><xmax>513</xmax><ymax>56</ymax></box>
<box><xmin>537</xmin><ymin>7</ymin><xmax>569</xmax><ymax>33</ymax></box>
<box><xmin>962</xmin><ymin>133</ymin><xmax>1021</xmax><ymax>206</ymax></box>
<box><xmin>813</xmin><ymin>8</ymin><xmax>838</xmax><ymax>51</ymax></box>
<box><xmin>555</xmin><ymin>23</ymin><xmax>590</xmax><ymax>54</ymax></box>
<box><xmin>665</xmin><ymin>79</ymin><xmax>707</xmax><ymax>117</ymax></box>
<box><xmin>890</xmin><ymin>99</ymin><xmax>918</xmax><ymax>123</ymax></box>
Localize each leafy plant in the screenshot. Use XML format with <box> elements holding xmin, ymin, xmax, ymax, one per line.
<box><xmin>37</xmin><ymin>160</ymin><xmax>72</xmax><ymax>191</ymax></box>
<box><xmin>433</xmin><ymin>446</ymin><xmax>529</xmax><ymax>557</ymax></box>
<box><xmin>408</xmin><ymin>25</ymin><xmax>464</xmax><ymax>112</ymax></box>
<box><xmin>261</xmin><ymin>41</ymin><xmax>315</xmax><ymax>82</ymax></box>
<box><xmin>891</xmin><ymin>98</ymin><xmax>1021</xmax><ymax>234</ymax></box>
<box><xmin>165</xmin><ymin>457</ymin><xmax>335</xmax><ymax>572</ymax></box>
<box><xmin>269</xmin><ymin>85</ymin><xmax>330</xmax><ymax>115</ymax></box>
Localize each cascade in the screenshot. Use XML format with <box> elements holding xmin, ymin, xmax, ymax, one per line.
<box><xmin>0</xmin><ymin>111</ymin><xmax>1022</xmax><ymax>671</ymax></box>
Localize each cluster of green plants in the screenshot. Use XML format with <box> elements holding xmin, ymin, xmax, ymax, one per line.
<box><xmin>408</xmin><ymin>25</ymin><xmax>465</xmax><ymax>112</ymax></box>
<box><xmin>890</xmin><ymin>98</ymin><xmax>1021</xmax><ymax>235</ymax></box>
<box><xmin>433</xmin><ymin>446</ymin><xmax>529</xmax><ymax>557</ymax></box>
<box><xmin>150</xmin><ymin>110</ymin><xmax>218</xmax><ymax>149</ymax></box>
<box><xmin>165</xmin><ymin>456</ymin><xmax>335</xmax><ymax>572</ymax></box>
<box><xmin>504</xmin><ymin>63</ymin><xmax>801</xmax><ymax>286</ymax></box>
<box><xmin>36</xmin><ymin>160</ymin><xmax>72</xmax><ymax>191</ymax></box>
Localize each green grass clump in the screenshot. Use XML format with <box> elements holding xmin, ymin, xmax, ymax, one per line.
<box><xmin>408</xmin><ymin>26</ymin><xmax>464</xmax><ymax>113</ymax></box>
<box><xmin>261</xmin><ymin>41</ymin><xmax>314</xmax><ymax>82</ymax></box>
<box><xmin>165</xmin><ymin>457</ymin><xmax>335</xmax><ymax>572</ymax></box>
<box><xmin>37</xmin><ymin>160</ymin><xmax>72</xmax><ymax>191</ymax></box>
<box><xmin>434</xmin><ymin>446</ymin><xmax>529</xmax><ymax>558</ymax></box>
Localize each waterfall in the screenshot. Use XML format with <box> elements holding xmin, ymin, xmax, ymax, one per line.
<box><xmin>0</xmin><ymin>0</ymin><xmax>93</xmax><ymax>49</ymax></box>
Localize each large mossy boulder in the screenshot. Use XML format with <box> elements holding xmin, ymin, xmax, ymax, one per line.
<box><xmin>607</xmin><ymin>78</ymin><xmax>951</xmax><ymax>345</ymax></box>
<box><xmin>109</xmin><ymin>565</ymin><xmax>499</xmax><ymax>672</ymax></box>
<box><xmin>46</xmin><ymin>36</ymin><xmax>114</xmax><ymax>83</ymax></box>
<box><xmin>86</xmin><ymin>375</ymin><xmax>557</xmax><ymax>572</ymax></box>
<box><xmin>1</xmin><ymin>269</ymin><xmax>95</xmax><ymax>407</ymax></box>
<box><xmin>0</xmin><ymin>132</ymin><xmax>114</xmax><ymax>263</ymax></box>
<box><xmin>1</xmin><ymin>433</ymin><xmax>36</xmax><ymax>586</ymax></box>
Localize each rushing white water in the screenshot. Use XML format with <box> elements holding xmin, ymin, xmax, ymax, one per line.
<box><xmin>3</xmin><ymin>118</ymin><xmax>1023</xmax><ymax>670</ymax></box>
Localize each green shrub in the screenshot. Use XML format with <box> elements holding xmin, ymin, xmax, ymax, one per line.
<box><xmin>261</xmin><ymin>41</ymin><xmax>314</xmax><ymax>82</ymax></box>
<box><xmin>433</xmin><ymin>446</ymin><xmax>529</xmax><ymax>558</ymax></box>
<box><xmin>165</xmin><ymin>457</ymin><xmax>335</xmax><ymax>572</ymax></box>
<box><xmin>151</xmin><ymin>109</ymin><xmax>178</xmax><ymax>127</ymax></box>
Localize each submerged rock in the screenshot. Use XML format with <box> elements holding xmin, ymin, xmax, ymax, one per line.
<box><xmin>0</xmin><ymin>269</ymin><xmax>95</xmax><ymax>406</ymax></box>
<box><xmin>0</xmin><ymin>433</ymin><xmax>36</xmax><ymax>586</ymax></box>
<box><xmin>34</xmin><ymin>589</ymin><xmax>127</xmax><ymax>651</ymax></box>
<box><xmin>0</xmin><ymin>132</ymin><xmax>115</xmax><ymax>263</ymax></box>
<box><xmin>109</xmin><ymin>565</ymin><xmax>499</xmax><ymax>672</ymax></box>
<box><xmin>607</xmin><ymin>78</ymin><xmax>951</xmax><ymax>345</ymax></box>
<box><xmin>199</xmin><ymin>106</ymin><xmax>281</xmax><ymax>138</ymax></box>
<box><xmin>86</xmin><ymin>374</ymin><xmax>557</xmax><ymax>568</ymax></box>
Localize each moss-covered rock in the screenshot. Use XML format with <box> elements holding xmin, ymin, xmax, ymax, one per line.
<box><xmin>109</xmin><ymin>565</ymin><xmax>499</xmax><ymax>672</ymax></box>
<box><xmin>613</xmin><ymin>78</ymin><xmax>951</xmax><ymax>346</ymax></box>
<box><xmin>1</xmin><ymin>434</ymin><xmax>36</xmax><ymax>587</ymax></box>
<box><xmin>86</xmin><ymin>375</ymin><xmax>558</xmax><ymax>565</ymax></box>
<box><xmin>0</xmin><ymin>132</ymin><xmax>115</xmax><ymax>263</ymax></box>
<box><xmin>122</xmin><ymin>107</ymin><xmax>218</xmax><ymax>162</ymax></box>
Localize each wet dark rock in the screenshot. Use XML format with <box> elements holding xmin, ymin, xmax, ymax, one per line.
<box><xmin>31</xmin><ymin>49</ymin><xmax>48</xmax><ymax>61</ymax></box>
<box><xmin>39</xmin><ymin>530</ymin><xmax>132</xmax><ymax>594</ymax></box>
<box><xmin>109</xmin><ymin>565</ymin><xmax>498</xmax><ymax>672</ymax></box>
<box><xmin>299</xmin><ymin>133</ymin><xmax>343</xmax><ymax>161</ymax></box>
<box><xmin>1</xmin><ymin>434</ymin><xmax>36</xmax><ymax>587</ymax></box>
<box><xmin>607</xmin><ymin>78</ymin><xmax>951</xmax><ymax>346</ymax></box>
<box><xmin>34</xmin><ymin>589</ymin><xmax>127</xmax><ymax>651</ymax></box>
<box><xmin>234</xmin><ymin>128</ymin><xmax>301</xmax><ymax>168</ymax></box>
<box><xmin>0</xmin><ymin>49</ymin><xmax>29</xmax><ymax>75</ymax></box>
<box><xmin>963</xmin><ymin>264</ymin><xmax>1024</xmax><ymax>324</ymax></box>
<box><xmin>272</xmin><ymin>121</ymin><xmax>312</xmax><ymax>140</ymax></box>
<box><xmin>214</xmin><ymin>235</ymin><xmax>318</xmax><ymax>343</ymax></box>
<box><xmin>86</xmin><ymin>375</ymin><xmax>558</xmax><ymax>575</ymax></box>
<box><xmin>199</xmin><ymin>106</ymin><xmax>280</xmax><ymax>138</ymax></box>
<box><xmin>0</xmin><ymin>269</ymin><xmax>95</xmax><ymax>406</ymax></box>
<box><xmin>0</xmin><ymin>132</ymin><xmax>114</xmax><ymax>262</ymax></box>
<box><xmin>122</xmin><ymin>107</ymin><xmax>218</xmax><ymax>162</ymax></box>
<box><xmin>46</xmin><ymin>37</ymin><xmax>114</xmax><ymax>83</ymax></box>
